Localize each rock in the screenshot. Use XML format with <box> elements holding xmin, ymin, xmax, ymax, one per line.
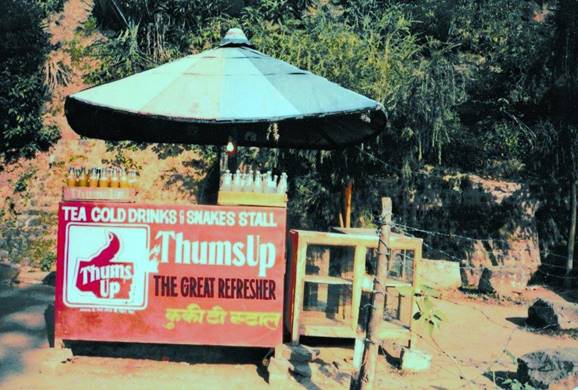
<box><xmin>401</xmin><ymin>348</ymin><xmax>432</xmax><ymax>372</ymax></box>
<box><xmin>461</xmin><ymin>237</ymin><xmax>540</xmax><ymax>289</ymax></box>
<box><xmin>461</xmin><ymin>267</ymin><xmax>484</xmax><ymax>288</ymax></box>
<box><xmin>417</xmin><ymin>259</ymin><xmax>461</xmax><ymax>290</ymax></box>
<box><xmin>275</xmin><ymin>343</ymin><xmax>320</xmax><ymax>363</ymax></box>
<box><xmin>478</xmin><ymin>267</ymin><xmax>528</xmax><ymax>295</ymax></box>
<box><xmin>478</xmin><ymin>268</ymin><xmax>495</xmax><ymax>294</ymax></box>
<box><xmin>517</xmin><ymin>348</ymin><xmax>578</xmax><ymax>389</ymax></box>
<box><xmin>548</xmin><ymin>372</ymin><xmax>578</xmax><ymax>390</ymax></box>
<box><xmin>0</xmin><ymin>262</ymin><xmax>20</xmax><ymax>285</ymax></box>
<box><xmin>25</xmin><ymin>215</ymin><xmax>42</xmax><ymax>228</ymax></box>
<box><xmin>43</xmin><ymin>271</ymin><xmax>56</xmax><ymax>286</ymax></box>
<box><xmin>268</xmin><ymin>356</ymin><xmax>291</xmax><ymax>374</ymax></box>
<box><xmin>289</xmin><ymin>361</ymin><xmax>312</xmax><ymax>377</ymax></box>
<box><xmin>267</xmin><ymin>357</ymin><xmax>295</xmax><ymax>387</ymax></box>
<box><xmin>527</xmin><ymin>299</ymin><xmax>578</xmax><ymax>331</ymax></box>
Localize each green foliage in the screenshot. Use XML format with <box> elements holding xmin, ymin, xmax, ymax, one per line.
<box><xmin>66</xmin><ymin>36</ymin><xmax>90</xmax><ymax>65</ymax></box>
<box><xmin>14</xmin><ymin>167</ymin><xmax>38</xmax><ymax>193</ymax></box>
<box><xmin>502</xmin><ymin>378</ymin><xmax>537</xmax><ymax>390</ymax></box>
<box><xmin>35</xmin><ymin>0</ymin><xmax>64</xmax><ymax>16</ymax></box>
<box><xmin>80</xmin><ymin>0</ymin><xmax>578</xmax><ymax>257</ymax></box>
<box><xmin>80</xmin><ymin>16</ymin><xmax>99</xmax><ymax>36</ymax></box>
<box><xmin>0</xmin><ymin>0</ymin><xmax>60</xmax><ymax>163</ymax></box>
<box><xmin>26</xmin><ymin>238</ymin><xmax>57</xmax><ymax>271</ymax></box>
<box><xmin>397</xmin><ymin>284</ymin><xmax>445</xmax><ymax>336</ymax></box>
<box><xmin>0</xmin><ymin>208</ymin><xmax>57</xmax><ymax>270</ymax></box>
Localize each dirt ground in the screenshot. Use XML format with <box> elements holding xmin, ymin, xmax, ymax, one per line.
<box><xmin>1</xmin><ymin>272</ymin><xmax>577</xmax><ymax>390</ymax></box>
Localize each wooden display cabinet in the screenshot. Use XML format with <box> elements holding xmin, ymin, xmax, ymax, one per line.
<box><xmin>286</xmin><ymin>228</ymin><xmax>422</xmax><ymax>346</ymax></box>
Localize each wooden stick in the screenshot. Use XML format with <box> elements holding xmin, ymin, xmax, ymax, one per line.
<box><xmin>345</xmin><ymin>181</ymin><xmax>353</xmax><ymax>228</ymax></box>
<box><xmin>356</xmin><ymin>197</ymin><xmax>391</xmax><ymax>390</ymax></box>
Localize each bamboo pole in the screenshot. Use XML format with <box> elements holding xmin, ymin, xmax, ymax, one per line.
<box><xmin>565</xmin><ymin>180</ymin><xmax>577</xmax><ymax>288</ymax></box>
<box><xmin>354</xmin><ymin>197</ymin><xmax>391</xmax><ymax>390</ymax></box>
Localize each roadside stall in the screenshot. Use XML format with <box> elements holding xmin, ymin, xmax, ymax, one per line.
<box><xmin>56</xmin><ymin>28</ymin><xmax>387</xmax><ymax>349</ymax></box>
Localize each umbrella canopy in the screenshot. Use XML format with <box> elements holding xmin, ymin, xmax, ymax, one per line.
<box><xmin>65</xmin><ymin>28</ymin><xmax>386</xmax><ymax>149</ymax></box>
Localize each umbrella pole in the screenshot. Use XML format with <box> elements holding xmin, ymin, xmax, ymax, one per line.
<box><xmin>219</xmin><ymin>147</ymin><xmax>227</xmax><ymax>173</ymax></box>
<box><xmin>345</xmin><ymin>181</ymin><xmax>353</xmax><ymax>228</ymax></box>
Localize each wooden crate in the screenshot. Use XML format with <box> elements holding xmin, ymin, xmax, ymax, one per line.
<box><xmin>62</xmin><ymin>187</ymin><xmax>136</xmax><ymax>202</ymax></box>
<box><xmin>217</xmin><ymin>191</ymin><xmax>287</xmax><ymax>208</ymax></box>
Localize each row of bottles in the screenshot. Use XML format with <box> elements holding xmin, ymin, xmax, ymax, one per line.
<box><xmin>220</xmin><ymin>169</ymin><xmax>288</xmax><ymax>194</ymax></box>
<box><xmin>66</xmin><ymin>166</ymin><xmax>139</xmax><ymax>189</ymax></box>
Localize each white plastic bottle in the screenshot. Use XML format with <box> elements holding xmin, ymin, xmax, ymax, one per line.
<box><xmin>232</xmin><ymin>169</ymin><xmax>241</xmax><ymax>192</ymax></box>
<box><xmin>253</xmin><ymin>170</ymin><xmax>262</xmax><ymax>193</ymax></box>
<box><xmin>277</xmin><ymin>172</ymin><xmax>288</xmax><ymax>194</ymax></box>
<box><xmin>221</xmin><ymin>169</ymin><xmax>232</xmax><ymax>191</ymax></box>
<box><xmin>244</xmin><ymin>170</ymin><xmax>254</xmax><ymax>192</ymax></box>
<box><xmin>269</xmin><ymin>174</ymin><xmax>278</xmax><ymax>193</ymax></box>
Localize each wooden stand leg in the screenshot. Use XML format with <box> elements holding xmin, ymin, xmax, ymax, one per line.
<box><xmin>53</xmin><ymin>337</ymin><xmax>66</xmax><ymax>349</ymax></box>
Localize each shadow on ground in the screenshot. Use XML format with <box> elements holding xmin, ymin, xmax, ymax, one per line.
<box><xmin>505</xmin><ymin>317</ymin><xmax>527</xmax><ymax>327</ymax></box>
<box><xmin>483</xmin><ymin>370</ymin><xmax>517</xmax><ymax>389</ymax></box>
<box><xmin>0</xmin><ymin>283</ymin><xmax>55</xmax><ymax>384</ymax></box>
<box><xmin>68</xmin><ymin>340</ymin><xmax>269</xmax><ymax>365</ymax></box>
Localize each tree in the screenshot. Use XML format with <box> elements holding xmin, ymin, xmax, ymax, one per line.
<box><xmin>0</xmin><ymin>0</ymin><xmax>60</xmax><ymax>163</ymax></box>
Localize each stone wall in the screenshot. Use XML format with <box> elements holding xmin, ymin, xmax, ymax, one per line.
<box><xmin>379</xmin><ymin>169</ymin><xmax>541</xmax><ymax>291</ymax></box>
<box><xmin>0</xmin><ymin>138</ymin><xmax>208</xmax><ymax>269</ymax></box>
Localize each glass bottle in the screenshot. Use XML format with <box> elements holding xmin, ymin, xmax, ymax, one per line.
<box><xmin>88</xmin><ymin>168</ymin><xmax>99</xmax><ymax>188</ymax></box>
<box><xmin>127</xmin><ymin>169</ymin><xmax>139</xmax><ymax>189</ymax></box>
<box><xmin>119</xmin><ymin>168</ymin><xmax>129</xmax><ymax>188</ymax></box>
<box><xmin>98</xmin><ymin>167</ymin><xmax>110</xmax><ymax>188</ymax></box>
<box><xmin>78</xmin><ymin>167</ymin><xmax>88</xmax><ymax>187</ymax></box>
<box><xmin>66</xmin><ymin>167</ymin><xmax>76</xmax><ymax>187</ymax></box>
<box><xmin>110</xmin><ymin>167</ymin><xmax>120</xmax><ymax>188</ymax></box>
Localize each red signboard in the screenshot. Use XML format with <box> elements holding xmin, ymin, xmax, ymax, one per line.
<box><xmin>55</xmin><ymin>201</ymin><xmax>286</xmax><ymax>347</ymax></box>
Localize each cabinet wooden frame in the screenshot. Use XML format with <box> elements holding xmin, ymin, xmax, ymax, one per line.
<box><xmin>286</xmin><ymin>229</ymin><xmax>422</xmax><ymax>346</ymax></box>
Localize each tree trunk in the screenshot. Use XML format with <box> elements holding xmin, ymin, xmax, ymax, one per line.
<box><xmin>565</xmin><ymin>180</ymin><xmax>577</xmax><ymax>288</ymax></box>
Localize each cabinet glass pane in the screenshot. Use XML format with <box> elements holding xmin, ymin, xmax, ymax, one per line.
<box><xmin>365</xmin><ymin>248</ymin><xmax>414</xmax><ymax>283</ymax></box>
<box><xmin>305</xmin><ymin>245</ymin><xmax>354</xmax><ymax>280</ymax></box>
<box><xmin>303</xmin><ymin>282</ymin><xmax>353</xmax><ymax>323</ymax></box>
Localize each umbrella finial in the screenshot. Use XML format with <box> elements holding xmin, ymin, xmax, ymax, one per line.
<box><xmin>220</xmin><ymin>28</ymin><xmax>253</xmax><ymax>48</ymax></box>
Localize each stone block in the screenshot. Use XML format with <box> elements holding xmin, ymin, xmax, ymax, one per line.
<box><xmin>477</xmin><ymin>267</ymin><xmax>529</xmax><ymax>295</ymax></box>
<box><xmin>275</xmin><ymin>343</ymin><xmax>320</xmax><ymax>363</ymax></box>
<box><xmin>268</xmin><ymin>357</ymin><xmax>291</xmax><ymax>376</ymax></box>
<box><xmin>289</xmin><ymin>361</ymin><xmax>312</xmax><ymax>378</ymax></box>
<box><xmin>267</xmin><ymin>357</ymin><xmax>295</xmax><ymax>388</ymax></box>
<box><xmin>417</xmin><ymin>259</ymin><xmax>461</xmax><ymax>290</ymax></box>
<box><xmin>401</xmin><ymin>348</ymin><xmax>431</xmax><ymax>372</ymax></box>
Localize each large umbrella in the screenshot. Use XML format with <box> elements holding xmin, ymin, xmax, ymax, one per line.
<box><xmin>65</xmin><ymin>29</ymin><xmax>386</xmax><ymax>149</ymax></box>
